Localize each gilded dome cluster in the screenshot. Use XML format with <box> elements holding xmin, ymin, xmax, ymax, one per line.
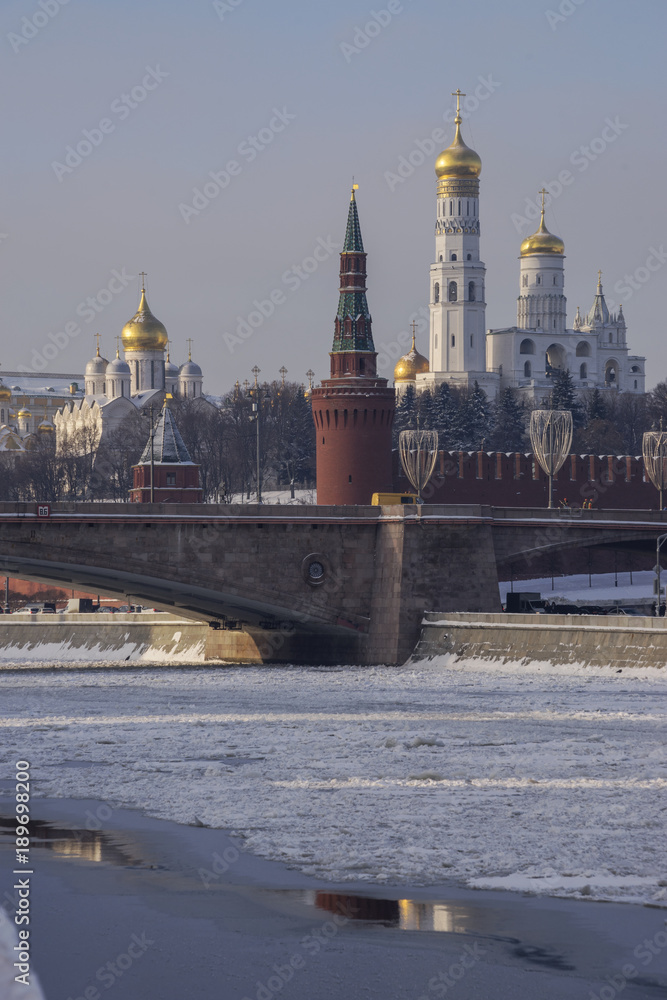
<box><xmin>121</xmin><ymin>287</ymin><xmax>168</xmax><ymax>352</ymax></box>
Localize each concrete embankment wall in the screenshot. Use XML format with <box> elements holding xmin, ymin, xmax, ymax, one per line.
<box><xmin>413</xmin><ymin>612</ymin><xmax>667</xmax><ymax>669</ymax></box>
<box><xmin>0</xmin><ymin>614</ymin><xmax>209</xmax><ymax>666</ymax></box>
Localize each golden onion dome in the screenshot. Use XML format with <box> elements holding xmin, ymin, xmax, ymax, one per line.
<box><xmin>435</xmin><ymin>115</ymin><xmax>482</xmax><ymax>180</ymax></box>
<box><xmin>520</xmin><ymin>208</ymin><xmax>564</xmax><ymax>257</ymax></box>
<box><xmin>121</xmin><ymin>286</ymin><xmax>168</xmax><ymax>352</ymax></box>
<box><xmin>17</xmin><ymin>408</ymin><xmax>31</xmax><ymax>419</ymax></box>
<box><xmin>394</xmin><ymin>333</ymin><xmax>429</xmax><ymax>382</ymax></box>
<box><xmin>37</xmin><ymin>419</ymin><xmax>55</xmax><ymax>434</ymax></box>
<box><xmin>0</xmin><ymin>382</ymin><xmax>10</xmax><ymax>402</ymax></box>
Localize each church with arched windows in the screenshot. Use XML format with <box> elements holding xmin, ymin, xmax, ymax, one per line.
<box><xmin>395</xmin><ymin>91</ymin><xmax>646</xmax><ymax>401</ymax></box>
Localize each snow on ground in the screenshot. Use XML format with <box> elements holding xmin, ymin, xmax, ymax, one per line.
<box><xmin>499</xmin><ymin>570</ymin><xmax>655</xmax><ymax>605</ymax></box>
<box><xmin>1</xmin><ymin>660</ymin><xmax>665</xmax><ymax>906</ymax></box>
<box><xmin>0</xmin><ymin>638</ymin><xmax>206</xmax><ymax>668</ymax></box>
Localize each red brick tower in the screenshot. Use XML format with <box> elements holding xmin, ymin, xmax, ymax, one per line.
<box><xmin>311</xmin><ymin>187</ymin><xmax>395</xmax><ymax>504</ymax></box>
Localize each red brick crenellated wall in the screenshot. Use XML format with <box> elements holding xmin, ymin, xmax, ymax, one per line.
<box><xmin>394</xmin><ymin>451</ymin><xmax>658</xmax><ymax>510</ymax></box>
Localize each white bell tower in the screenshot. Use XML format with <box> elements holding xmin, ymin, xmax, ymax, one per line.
<box><xmin>427</xmin><ymin>90</ymin><xmax>488</xmax><ymax>387</ymax></box>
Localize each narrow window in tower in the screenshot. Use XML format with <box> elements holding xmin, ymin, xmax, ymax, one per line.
<box><xmin>458</xmin><ymin>201</ymin><xmax>461</xmax><ymax>215</ymax></box>
<box><xmin>359</xmin><ymin>358</ymin><xmax>365</xmax><ymax>373</ymax></box>
<box><xmin>536</xmin><ymin>275</ymin><xmax>541</xmax><ymax>285</ymax></box>
<box><xmin>466</xmin><ymin>200</ymin><xmax>469</xmax><ymax>215</ymax></box>
<box><xmin>580</xmin><ymin>363</ymin><xmax>587</xmax><ymax>380</ymax></box>
<box><xmin>467</xmin><ymin>253</ymin><xmax>471</xmax><ymax>261</ymax></box>
<box><xmin>553</xmin><ymin>275</ymin><xmax>557</xmax><ymax>285</ymax></box>
<box><xmin>451</xmin><ymin>253</ymin><xmax>457</xmax><ymax>261</ymax></box>
<box><xmin>469</xmin><ymin>282</ymin><xmax>475</xmax><ymax>302</ymax></box>
<box><xmin>470</xmin><ymin>335</ymin><xmax>473</xmax><ymax>347</ymax></box>
<box><xmin>449</xmin><ymin>201</ymin><xmax>453</xmax><ymax>215</ymax></box>
<box><xmin>448</xmin><ymin>281</ymin><xmax>457</xmax><ymax>302</ymax></box>
<box><xmin>434</xmin><ymin>282</ymin><xmax>440</xmax><ymax>303</ymax></box>
<box><xmin>524</xmin><ymin>361</ymin><xmax>531</xmax><ymax>378</ymax></box>
<box><xmin>635</xmin><ymin>380</ymin><xmax>638</xmax><ymax>389</ymax></box>
<box><xmin>348</xmin><ymin>475</ymin><xmax>352</xmax><ymax>483</ymax></box>
<box><xmin>439</xmin><ymin>254</ymin><xmax>443</xmax><ymax>262</ymax></box>
<box><xmin>322</xmin><ymin>437</ymin><xmax>325</xmax><ymax>444</ymax></box>
<box><xmin>451</xmin><ymin>335</ymin><xmax>455</xmax><ymax>347</ymax></box>
<box><xmin>522</xmin><ymin>275</ymin><xmax>528</xmax><ymax>287</ymax></box>
<box><xmin>553</xmin><ymin>319</ymin><xmax>556</xmax><ymax>329</ymax></box>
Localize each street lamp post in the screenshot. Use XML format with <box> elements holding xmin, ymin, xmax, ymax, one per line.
<box><xmin>250</xmin><ymin>366</ymin><xmax>262</xmax><ymax>504</ymax></box>
<box><xmin>4</xmin><ymin>576</ymin><xmax>9</xmax><ymax>615</ymax></box>
<box><xmin>150</xmin><ymin>404</ymin><xmax>155</xmax><ymax>503</ymax></box>
<box><xmin>655</xmin><ymin>533</ymin><xmax>667</xmax><ymax>617</ymax></box>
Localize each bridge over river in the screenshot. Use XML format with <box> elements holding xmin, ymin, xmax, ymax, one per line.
<box><xmin>0</xmin><ymin>502</ymin><xmax>664</xmax><ymax>664</ymax></box>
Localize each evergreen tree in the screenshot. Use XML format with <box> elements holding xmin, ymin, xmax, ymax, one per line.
<box><xmin>415</xmin><ymin>388</ymin><xmax>434</xmax><ymax>430</ymax></box>
<box><xmin>431</xmin><ymin>383</ymin><xmax>463</xmax><ymax>450</ymax></box>
<box><xmin>393</xmin><ymin>384</ymin><xmax>417</xmax><ymax>442</ymax></box>
<box><xmin>548</xmin><ymin>369</ymin><xmax>584</xmax><ymax>427</ymax></box>
<box><xmin>585</xmin><ymin>387</ymin><xmax>607</xmax><ymax>422</ymax></box>
<box><xmin>461</xmin><ymin>381</ymin><xmax>491</xmax><ymax>450</ymax></box>
<box><xmin>491</xmin><ymin>387</ymin><xmax>527</xmax><ymax>451</ymax></box>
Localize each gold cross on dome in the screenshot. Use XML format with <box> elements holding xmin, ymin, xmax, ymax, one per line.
<box><xmin>186</xmin><ymin>338</ymin><xmax>193</xmax><ymax>361</ymax></box>
<box><xmin>598</xmin><ymin>268</ymin><xmax>602</xmax><ymax>284</ymax></box>
<box><xmin>539</xmin><ymin>188</ymin><xmax>548</xmax><ymax>211</ymax></box>
<box><xmin>451</xmin><ymin>89</ymin><xmax>466</xmax><ymax>116</ymax></box>
<box><xmin>139</xmin><ymin>271</ymin><xmax>147</xmax><ymax>289</ymax></box>
<box><xmin>94</xmin><ymin>332</ymin><xmax>101</xmax><ymax>356</ymax></box>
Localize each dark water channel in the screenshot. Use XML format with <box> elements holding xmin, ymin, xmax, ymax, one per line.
<box><xmin>1</xmin><ymin>800</ymin><xmax>665</xmax><ymax>1000</ymax></box>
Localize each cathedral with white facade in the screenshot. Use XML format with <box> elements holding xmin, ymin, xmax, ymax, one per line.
<box><xmin>395</xmin><ymin>91</ymin><xmax>645</xmax><ymax>400</ymax></box>
<box><xmin>55</xmin><ymin>280</ymin><xmax>208</xmax><ymax>452</ymax></box>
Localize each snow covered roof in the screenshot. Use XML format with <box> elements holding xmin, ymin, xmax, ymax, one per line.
<box><xmin>138</xmin><ymin>403</ymin><xmax>194</xmax><ymax>465</ymax></box>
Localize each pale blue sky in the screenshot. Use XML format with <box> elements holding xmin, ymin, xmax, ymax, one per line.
<box><xmin>1</xmin><ymin>0</ymin><xmax>665</xmax><ymax>389</ymax></box>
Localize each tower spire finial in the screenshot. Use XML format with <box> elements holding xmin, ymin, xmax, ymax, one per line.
<box><xmin>539</xmin><ymin>187</ymin><xmax>548</xmax><ymax>222</ymax></box>
<box><xmin>186</xmin><ymin>337</ymin><xmax>193</xmax><ymax>362</ymax></box>
<box><xmin>451</xmin><ymin>88</ymin><xmax>466</xmax><ymax>124</ymax></box>
<box><xmin>95</xmin><ymin>332</ymin><xmax>101</xmax><ymax>357</ymax></box>
<box><xmin>597</xmin><ymin>268</ymin><xmax>603</xmax><ymax>289</ymax></box>
<box><xmin>351</xmin><ymin>181</ymin><xmax>359</xmax><ymax>201</ymax></box>
<box><xmin>115</xmin><ymin>335</ymin><xmax>121</xmax><ymax>358</ymax></box>
<box><xmin>139</xmin><ymin>271</ymin><xmax>147</xmax><ymax>292</ymax></box>
<box><xmin>410</xmin><ymin>319</ymin><xmax>418</xmax><ymax>350</ymax></box>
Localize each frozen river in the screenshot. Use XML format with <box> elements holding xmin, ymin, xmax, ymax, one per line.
<box><xmin>1</xmin><ymin>657</ymin><xmax>665</xmax><ymax>905</ymax></box>
<box><xmin>1</xmin><ymin>657</ymin><xmax>666</xmax><ymax>998</ymax></box>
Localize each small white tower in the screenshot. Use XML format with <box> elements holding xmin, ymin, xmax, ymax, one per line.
<box><xmin>85</xmin><ymin>336</ymin><xmax>108</xmax><ymax>396</ymax></box>
<box><xmin>106</xmin><ymin>340</ymin><xmax>132</xmax><ymax>399</ymax></box>
<box><xmin>165</xmin><ymin>344</ymin><xmax>180</xmax><ymax>396</ymax></box>
<box><xmin>517</xmin><ymin>189</ymin><xmax>566</xmax><ymax>336</ymax></box>
<box><xmin>179</xmin><ymin>340</ymin><xmax>203</xmax><ymax>398</ymax></box>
